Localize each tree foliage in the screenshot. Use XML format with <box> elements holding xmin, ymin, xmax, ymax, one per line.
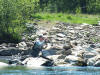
<box><xmin>0</xmin><ymin>0</ymin><xmax>39</xmax><ymax>43</ymax></box>
<box><xmin>38</xmin><ymin>0</ymin><xmax>100</xmax><ymax>14</ymax></box>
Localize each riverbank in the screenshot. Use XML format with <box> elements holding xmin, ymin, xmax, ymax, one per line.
<box><xmin>0</xmin><ymin>20</ymin><xmax>100</xmax><ymax>67</ymax></box>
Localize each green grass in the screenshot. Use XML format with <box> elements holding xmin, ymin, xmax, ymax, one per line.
<box><xmin>32</xmin><ymin>13</ymin><xmax>100</xmax><ymax>24</ymax></box>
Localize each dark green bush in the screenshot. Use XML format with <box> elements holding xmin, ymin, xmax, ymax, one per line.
<box><xmin>0</xmin><ymin>0</ymin><xmax>39</xmax><ymax>43</ymax></box>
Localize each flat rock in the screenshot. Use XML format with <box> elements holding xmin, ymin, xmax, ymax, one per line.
<box><xmin>65</xmin><ymin>55</ymin><xmax>83</xmax><ymax>62</ymax></box>
<box><xmin>94</xmin><ymin>60</ymin><xmax>100</xmax><ymax>67</ymax></box>
<box><xmin>56</xmin><ymin>33</ymin><xmax>66</xmax><ymax>38</ymax></box>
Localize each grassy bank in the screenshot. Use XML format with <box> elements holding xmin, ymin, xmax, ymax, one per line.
<box><xmin>32</xmin><ymin>13</ymin><xmax>100</xmax><ymax>24</ymax></box>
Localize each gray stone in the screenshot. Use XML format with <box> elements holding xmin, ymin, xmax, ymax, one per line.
<box><xmin>0</xmin><ymin>47</ymin><xmax>30</xmax><ymax>56</ymax></box>
<box><xmin>94</xmin><ymin>60</ymin><xmax>100</xmax><ymax>67</ymax></box>
<box><xmin>56</xmin><ymin>33</ymin><xmax>66</xmax><ymax>38</ymax></box>
<box><xmin>83</xmin><ymin>52</ymin><xmax>96</xmax><ymax>59</ymax></box>
<box><xmin>63</xmin><ymin>44</ymin><xmax>71</xmax><ymax>50</ymax></box>
<box><xmin>87</xmin><ymin>55</ymin><xmax>100</xmax><ymax>66</ymax></box>
<box><xmin>65</xmin><ymin>55</ymin><xmax>83</xmax><ymax>63</ymax></box>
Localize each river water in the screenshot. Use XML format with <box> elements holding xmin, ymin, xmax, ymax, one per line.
<box><xmin>0</xmin><ymin>66</ymin><xmax>100</xmax><ymax>75</ymax></box>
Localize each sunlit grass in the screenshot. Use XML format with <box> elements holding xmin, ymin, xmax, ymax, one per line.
<box><xmin>32</xmin><ymin>13</ymin><xmax>100</xmax><ymax>24</ymax></box>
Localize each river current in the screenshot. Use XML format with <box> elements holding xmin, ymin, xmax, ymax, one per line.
<box><xmin>0</xmin><ymin>66</ymin><xmax>100</xmax><ymax>75</ymax></box>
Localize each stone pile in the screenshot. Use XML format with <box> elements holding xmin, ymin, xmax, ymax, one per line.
<box><xmin>42</xmin><ymin>22</ymin><xmax>100</xmax><ymax>67</ymax></box>
<box><xmin>0</xmin><ymin>21</ymin><xmax>100</xmax><ymax>67</ymax></box>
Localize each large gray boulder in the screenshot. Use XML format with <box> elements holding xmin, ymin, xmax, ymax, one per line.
<box><xmin>87</xmin><ymin>55</ymin><xmax>100</xmax><ymax>66</ymax></box>
<box><xmin>0</xmin><ymin>62</ymin><xmax>9</xmax><ymax>69</ymax></box>
<box><xmin>83</xmin><ymin>52</ymin><xmax>96</xmax><ymax>59</ymax></box>
<box><xmin>56</xmin><ymin>33</ymin><xmax>66</xmax><ymax>38</ymax></box>
<box><xmin>0</xmin><ymin>47</ymin><xmax>30</xmax><ymax>56</ymax></box>
<box><xmin>94</xmin><ymin>60</ymin><xmax>100</xmax><ymax>67</ymax></box>
<box><xmin>64</xmin><ymin>55</ymin><xmax>86</xmax><ymax>66</ymax></box>
<box><xmin>22</xmin><ymin>57</ymin><xmax>54</xmax><ymax>67</ymax></box>
<box><xmin>65</xmin><ymin>55</ymin><xmax>83</xmax><ymax>63</ymax></box>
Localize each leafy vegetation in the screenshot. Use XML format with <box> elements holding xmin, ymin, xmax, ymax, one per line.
<box><xmin>32</xmin><ymin>13</ymin><xmax>99</xmax><ymax>24</ymax></box>
<box><xmin>37</xmin><ymin>0</ymin><xmax>100</xmax><ymax>14</ymax></box>
<box><xmin>0</xmin><ymin>0</ymin><xmax>39</xmax><ymax>43</ymax></box>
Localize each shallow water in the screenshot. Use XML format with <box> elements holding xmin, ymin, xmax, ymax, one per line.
<box><xmin>0</xmin><ymin>66</ymin><xmax>100</xmax><ymax>75</ymax></box>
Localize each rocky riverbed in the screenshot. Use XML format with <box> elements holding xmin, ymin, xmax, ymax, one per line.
<box><xmin>0</xmin><ymin>21</ymin><xmax>100</xmax><ymax>67</ymax></box>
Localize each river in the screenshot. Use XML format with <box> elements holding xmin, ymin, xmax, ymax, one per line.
<box><xmin>0</xmin><ymin>66</ymin><xmax>100</xmax><ymax>75</ymax></box>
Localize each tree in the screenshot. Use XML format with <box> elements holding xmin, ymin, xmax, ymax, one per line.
<box><xmin>0</xmin><ymin>0</ymin><xmax>39</xmax><ymax>43</ymax></box>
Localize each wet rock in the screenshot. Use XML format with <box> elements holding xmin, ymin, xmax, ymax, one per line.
<box><xmin>87</xmin><ymin>55</ymin><xmax>100</xmax><ymax>66</ymax></box>
<box><xmin>57</xmin><ymin>54</ymin><xmax>66</xmax><ymax>59</ymax></box>
<box><xmin>87</xmin><ymin>57</ymin><xmax>96</xmax><ymax>66</ymax></box>
<box><xmin>83</xmin><ymin>52</ymin><xmax>96</xmax><ymax>59</ymax></box>
<box><xmin>94</xmin><ymin>60</ymin><xmax>100</xmax><ymax>67</ymax></box>
<box><xmin>63</xmin><ymin>44</ymin><xmax>71</xmax><ymax>50</ymax></box>
<box><xmin>94</xmin><ymin>48</ymin><xmax>100</xmax><ymax>53</ymax></box>
<box><xmin>0</xmin><ymin>62</ymin><xmax>8</xmax><ymax>67</ymax></box>
<box><xmin>71</xmin><ymin>50</ymin><xmax>84</xmax><ymax>58</ymax></box>
<box><xmin>0</xmin><ymin>47</ymin><xmax>30</xmax><ymax>56</ymax></box>
<box><xmin>64</xmin><ymin>55</ymin><xmax>83</xmax><ymax>63</ymax></box>
<box><xmin>47</xmin><ymin>55</ymin><xmax>60</xmax><ymax>61</ymax></box>
<box><xmin>70</xmin><ymin>40</ymin><xmax>78</xmax><ymax>48</ymax></box>
<box><xmin>64</xmin><ymin>55</ymin><xmax>85</xmax><ymax>66</ymax></box>
<box><xmin>56</xmin><ymin>33</ymin><xmax>66</xmax><ymax>38</ymax></box>
<box><xmin>62</xmin><ymin>50</ymin><xmax>72</xmax><ymax>55</ymax></box>
<box><xmin>22</xmin><ymin>57</ymin><xmax>54</xmax><ymax>66</ymax></box>
<box><xmin>55</xmin><ymin>37</ymin><xmax>66</xmax><ymax>41</ymax></box>
<box><xmin>54</xmin><ymin>59</ymin><xmax>67</xmax><ymax>66</ymax></box>
<box><xmin>90</xmin><ymin>44</ymin><xmax>96</xmax><ymax>48</ymax></box>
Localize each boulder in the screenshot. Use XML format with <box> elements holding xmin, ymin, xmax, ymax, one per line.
<box><xmin>61</xmin><ymin>50</ymin><xmax>72</xmax><ymax>55</ymax></box>
<box><xmin>70</xmin><ymin>40</ymin><xmax>78</xmax><ymax>48</ymax></box>
<box><xmin>95</xmin><ymin>48</ymin><xmax>100</xmax><ymax>53</ymax></box>
<box><xmin>64</xmin><ymin>55</ymin><xmax>87</xmax><ymax>66</ymax></box>
<box><xmin>69</xmin><ymin>30</ymin><xmax>75</xmax><ymax>34</ymax></box>
<box><xmin>0</xmin><ymin>62</ymin><xmax>8</xmax><ymax>68</ymax></box>
<box><xmin>47</xmin><ymin>55</ymin><xmax>61</xmax><ymax>61</ymax></box>
<box><xmin>87</xmin><ymin>57</ymin><xmax>96</xmax><ymax>66</ymax></box>
<box><xmin>64</xmin><ymin>55</ymin><xmax>83</xmax><ymax>63</ymax></box>
<box><xmin>87</xmin><ymin>55</ymin><xmax>100</xmax><ymax>66</ymax></box>
<box><xmin>83</xmin><ymin>52</ymin><xmax>96</xmax><ymax>59</ymax></box>
<box><xmin>56</xmin><ymin>33</ymin><xmax>66</xmax><ymax>38</ymax></box>
<box><xmin>52</xmin><ymin>44</ymin><xmax>63</xmax><ymax>50</ymax></box>
<box><xmin>47</xmin><ymin>55</ymin><xmax>67</xmax><ymax>66</ymax></box>
<box><xmin>94</xmin><ymin>60</ymin><xmax>100</xmax><ymax>67</ymax></box>
<box><xmin>75</xmin><ymin>27</ymin><xmax>83</xmax><ymax>30</ymax></box>
<box><xmin>22</xmin><ymin>57</ymin><xmax>54</xmax><ymax>67</ymax></box>
<box><xmin>57</xmin><ymin>54</ymin><xmax>66</xmax><ymax>59</ymax></box>
<box><xmin>55</xmin><ymin>37</ymin><xmax>66</xmax><ymax>41</ymax></box>
<box><xmin>64</xmin><ymin>55</ymin><xmax>86</xmax><ymax>66</ymax></box>
<box><xmin>71</xmin><ymin>50</ymin><xmax>84</xmax><ymax>57</ymax></box>
<box><xmin>63</xmin><ymin>44</ymin><xmax>71</xmax><ymax>50</ymax></box>
<box><xmin>54</xmin><ymin>59</ymin><xmax>67</xmax><ymax>66</ymax></box>
<box><xmin>0</xmin><ymin>47</ymin><xmax>30</xmax><ymax>56</ymax></box>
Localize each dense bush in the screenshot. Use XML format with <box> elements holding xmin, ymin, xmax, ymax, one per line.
<box><xmin>38</xmin><ymin>0</ymin><xmax>100</xmax><ymax>14</ymax></box>
<box><xmin>0</xmin><ymin>0</ymin><xmax>39</xmax><ymax>43</ymax></box>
